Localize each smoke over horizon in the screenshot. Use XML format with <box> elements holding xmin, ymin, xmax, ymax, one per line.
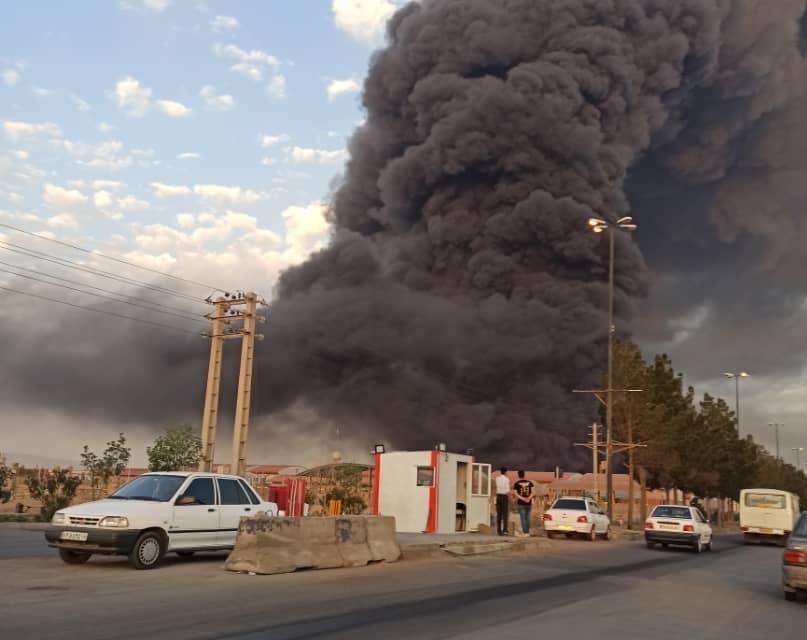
<box><xmin>4</xmin><ymin>0</ymin><xmax>807</xmax><ymax>470</ymax></box>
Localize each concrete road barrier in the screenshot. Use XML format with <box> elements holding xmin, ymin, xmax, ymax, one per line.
<box><xmin>225</xmin><ymin>513</ymin><xmax>400</xmax><ymax>575</ymax></box>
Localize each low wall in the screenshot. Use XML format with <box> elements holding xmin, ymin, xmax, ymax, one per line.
<box><xmin>225</xmin><ymin>514</ymin><xmax>401</xmax><ymax>575</ymax></box>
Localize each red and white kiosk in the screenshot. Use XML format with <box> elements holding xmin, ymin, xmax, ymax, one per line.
<box><xmin>371</xmin><ymin>446</ymin><xmax>492</xmax><ymax>534</ymax></box>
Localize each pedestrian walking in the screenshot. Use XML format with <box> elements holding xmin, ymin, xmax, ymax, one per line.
<box><xmin>512</xmin><ymin>470</ymin><xmax>535</xmax><ymax>537</ymax></box>
<box><xmin>495</xmin><ymin>467</ymin><xmax>510</xmax><ymax>536</ymax></box>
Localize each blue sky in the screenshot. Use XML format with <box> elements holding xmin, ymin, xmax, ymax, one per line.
<box><xmin>0</xmin><ymin>0</ymin><xmax>403</xmax><ymax>289</ymax></box>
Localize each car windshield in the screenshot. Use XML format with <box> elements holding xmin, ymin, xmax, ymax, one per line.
<box><xmin>553</xmin><ymin>499</ymin><xmax>586</xmax><ymax>510</ymax></box>
<box><xmin>109</xmin><ymin>475</ymin><xmax>185</xmax><ymax>502</ymax></box>
<box><xmin>744</xmin><ymin>493</ymin><xmax>786</xmax><ymax>509</ymax></box>
<box><xmin>651</xmin><ymin>506</ymin><xmax>691</xmax><ymax>519</ymax></box>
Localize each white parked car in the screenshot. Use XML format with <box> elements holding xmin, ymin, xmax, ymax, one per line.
<box><xmin>644</xmin><ymin>504</ymin><xmax>712</xmax><ymax>553</ymax></box>
<box><xmin>542</xmin><ymin>497</ymin><xmax>611</xmax><ymax>541</ymax></box>
<box><xmin>45</xmin><ymin>472</ymin><xmax>278</xmax><ymax>569</ymax></box>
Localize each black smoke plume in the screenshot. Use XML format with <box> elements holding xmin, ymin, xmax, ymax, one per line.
<box><xmin>3</xmin><ymin>0</ymin><xmax>807</xmax><ymax>469</ymax></box>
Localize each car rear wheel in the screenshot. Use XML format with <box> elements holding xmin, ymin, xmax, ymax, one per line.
<box><xmin>694</xmin><ymin>539</ymin><xmax>704</xmax><ymax>554</ymax></box>
<box><xmin>129</xmin><ymin>531</ymin><xmax>165</xmax><ymax>570</ymax></box>
<box><xmin>785</xmin><ymin>590</ymin><xmax>797</xmax><ymax>602</ymax></box>
<box><xmin>603</xmin><ymin>526</ymin><xmax>611</xmax><ymax>541</ymax></box>
<box><xmin>58</xmin><ymin>549</ymin><xmax>91</xmax><ymax>565</ymax></box>
<box><xmin>587</xmin><ymin>527</ymin><xmax>596</xmax><ymax>542</ymax></box>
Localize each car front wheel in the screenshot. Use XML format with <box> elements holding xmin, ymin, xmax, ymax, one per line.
<box><xmin>59</xmin><ymin>549</ymin><xmax>91</xmax><ymax>565</ymax></box>
<box><xmin>129</xmin><ymin>531</ymin><xmax>165</xmax><ymax>570</ymax></box>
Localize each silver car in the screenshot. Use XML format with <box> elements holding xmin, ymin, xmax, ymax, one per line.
<box><xmin>783</xmin><ymin>511</ymin><xmax>807</xmax><ymax>601</ymax></box>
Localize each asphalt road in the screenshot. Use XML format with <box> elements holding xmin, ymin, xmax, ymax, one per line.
<box><xmin>0</xmin><ymin>528</ymin><xmax>802</xmax><ymax>640</ymax></box>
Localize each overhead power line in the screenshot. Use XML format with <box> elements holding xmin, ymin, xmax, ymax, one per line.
<box><xmin>0</xmin><ymin>221</ymin><xmax>226</xmax><ymax>293</ymax></box>
<box><xmin>0</xmin><ymin>265</ymin><xmax>209</xmax><ymax>325</ymax></box>
<box><xmin>0</xmin><ymin>284</ymin><xmax>201</xmax><ymax>335</ymax></box>
<box><xmin>0</xmin><ymin>239</ymin><xmax>206</xmax><ymax>304</ymax></box>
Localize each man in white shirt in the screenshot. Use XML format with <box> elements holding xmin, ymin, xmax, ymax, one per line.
<box><xmin>495</xmin><ymin>467</ymin><xmax>510</xmax><ymax>536</ymax></box>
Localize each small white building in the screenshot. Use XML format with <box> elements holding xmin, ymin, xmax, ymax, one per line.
<box><xmin>372</xmin><ymin>448</ymin><xmax>492</xmax><ymax>534</ymax></box>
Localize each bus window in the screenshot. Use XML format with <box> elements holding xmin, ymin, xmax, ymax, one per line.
<box><xmin>744</xmin><ymin>493</ymin><xmax>786</xmax><ymax>509</ymax></box>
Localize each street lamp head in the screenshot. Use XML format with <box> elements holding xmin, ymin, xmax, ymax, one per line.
<box><xmin>592</xmin><ymin>226</ymin><xmax>606</xmax><ymax>233</ymax></box>
<box><xmin>616</xmin><ymin>216</ymin><xmax>633</xmax><ymax>224</ymax></box>
<box><xmin>723</xmin><ymin>372</ymin><xmax>735</xmax><ymax>379</ymax></box>
<box><xmin>588</xmin><ymin>217</ymin><xmax>607</xmax><ymax>227</ymax></box>
<box><xmin>739</xmin><ymin>371</ymin><xmax>750</xmax><ymax>377</ymax></box>
<box><xmin>618</xmin><ymin>223</ymin><xmax>637</xmax><ymax>231</ymax></box>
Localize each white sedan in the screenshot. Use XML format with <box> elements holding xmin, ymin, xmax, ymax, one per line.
<box><xmin>45</xmin><ymin>472</ymin><xmax>277</xmax><ymax>569</ymax></box>
<box><xmin>645</xmin><ymin>504</ymin><xmax>713</xmax><ymax>553</ymax></box>
<box><xmin>543</xmin><ymin>497</ymin><xmax>611</xmax><ymax>541</ymax></box>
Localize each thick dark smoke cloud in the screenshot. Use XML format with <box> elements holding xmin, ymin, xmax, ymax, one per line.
<box><xmin>3</xmin><ymin>0</ymin><xmax>807</xmax><ymax>469</ymax></box>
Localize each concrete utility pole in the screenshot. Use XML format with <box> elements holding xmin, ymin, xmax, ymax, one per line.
<box><xmin>200</xmin><ymin>297</ymin><xmax>226</xmax><ymax>472</ymax></box>
<box><xmin>231</xmin><ymin>292</ymin><xmax>258</xmax><ymax>478</ymax></box>
<box><xmin>199</xmin><ymin>291</ymin><xmax>264</xmax><ymax>475</ymax></box>
<box><xmin>574</xmin><ymin>423</ymin><xmax>600</xmax><ymax>500</ymax></box>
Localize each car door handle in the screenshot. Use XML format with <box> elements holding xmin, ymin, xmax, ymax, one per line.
<box><xmin>208</xmin><ymin>508</ymin><xmax>216</xmax><ymax>512</ymax></box>
<box><xmin>244</xmin><ymin>508</ymin><xmax>251</xmax><ymax>512</ymax></box>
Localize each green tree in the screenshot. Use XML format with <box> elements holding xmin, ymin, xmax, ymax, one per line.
<box><xmin>80</xmin><ymin>433</ymin><xmax>131</xmax><ymax>498</ymax></box>
<box><xmin>323</xmin><ymin>464</ymin><xmax>367</xmax><ymax>514</ymax></box>
<box><xmin>0</xmin><ymin>454</ymin><xmax>11</xmax><ymax>504</ymax></box>
<box><xmin>26</xmin><ymin>469</ymin><xmax>81</xmax><ymax>522</ymax></box>
<box><xmin>147</xmin><ymin>425</ymin><xmax>202</xmax><ymax>472</ymax></box>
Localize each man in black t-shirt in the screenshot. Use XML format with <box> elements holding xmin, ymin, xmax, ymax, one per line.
<box><xmin>512</xmin><ymin>471</ymin><xmax>535</xmax><ymax>537</ymax></box>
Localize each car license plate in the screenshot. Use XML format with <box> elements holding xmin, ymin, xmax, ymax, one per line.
<box><xmin>760</xmin><ymin>528</ymin><xmax>773</xmax><ymax>533</ymax></box>
<box><xmin>558</xmin><ymin>525</ymin><xmax>574</xmax><ymax>531</ymax></box>
<box><xmin>659</xmin><ymin>524</ymin><xmax>677</xmax><ymax>530</ymax></box>
<box><xmin>60</xmin><ymin>531</ymin><xmax>88</xmax><ymax>542</ymax></box>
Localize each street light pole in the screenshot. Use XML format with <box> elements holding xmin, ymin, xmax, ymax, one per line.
<box><xmin>606</xmin><ymin>225</ymin><xmax>614</xmax><ymax>523</ymax></box>
<box><xmin>724</xmin><ymin>371</ymin><xmax>750</xmax><ymax>437</ymax></box>
<box><xmin>588</xmin><ymin>215</ymin><xmax>637</xmax><ymax>523</ymax></box>
<box><xmin>768</xmin><ymin>423</ymin><xmax>782</xmax><ymax>460</ymax></box>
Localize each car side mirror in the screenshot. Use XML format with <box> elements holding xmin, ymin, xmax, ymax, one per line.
<box><xmin>176</xmin><ymin>495</ymin><xmax>196</xmax><ymax>506</ymax></box>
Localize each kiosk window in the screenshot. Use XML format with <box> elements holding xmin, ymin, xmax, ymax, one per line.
<box><xmin>416</xmin><ymin>466</ymin><xmax>435</xmax><ymax>487</ymax></box>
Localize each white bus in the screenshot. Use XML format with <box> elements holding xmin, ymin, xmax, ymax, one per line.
<box><xmin>739</xmin><ymin>488</ymin><xmax>800</xmax><ymax>545</ymax></box>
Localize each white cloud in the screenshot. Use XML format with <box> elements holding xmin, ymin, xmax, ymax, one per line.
<box><xmin>261</xmin><ymin>157</ymin><xmax>277</xmax><ymax>166</ymax></box>
<box><xmin>43</xmin><ymin>184</ymin><xmax>88</xmax><ymax>210</ymax></box>
<box><xmin>177</xmin><ymin>152</ymin><xmax>200</xmax><ymax>160</ymax></box>
<box><xmin>229</xmin><ymin>63</ymin><xmax>262</xmax><ymax>81</ymax></box>
<box><xmin>115</xmin><ymin>77</ymin><xmax>152</xmax><ymax>117</ymax></box>
<box><xmin>267</xmin><ymin>74</ymin><xmax>287</xmax><ymax>98</ymax></box>
<box><xmin>70</xmin><ymin>94</ymin><xmax>91</xmax><ymax>112</ymax></box>
<box><xmin>98</xmin><ymin>121</ymin><xmax>115</xmax><ymax>134</ymax></box>
<box><xmin>213</xmin><ymin>42</ymin><xmax>281</xmax><ymax>84</ymax></box>
<box><xmin>122</xmin><ymin>0</ymin><xmax>172</xmax><ymax>12</ymax></box>
<box><xmin>176</xmin><ymin>213</ymin><xmax>196</xmax><ymax>228</ymax></box>
<box><xmin>282</xmin><ymin>202</ymin><xmax>331</xmax><ymax>261</ymax></box>
<box><xmin>1</xmin><ymin>69</ymin><xmax>20</xmax><ymax>86</ymax></box>
<box><xmin>14</xmin><ymin>150</ymin><xmax>29</xmax><ymax>161</ymax></box>
<box><xmin>32</xmin><ymin>86</ymin><xmax>51</xmax><ymax>97</ymax></box>
<box><xmin>47</xmin><ymin>213</ymin><xmax>80</xmax><ymax>230</ymax></box>
<box><xmin>193</xmin><ymin>184</ymin><xmax>261</xmax><ymax>205</ymax></box>
<box><xmin>332</xmin><ymin>0</ymin><xmax>397</xmax><ymax>44</ymax></box>
<box><xmin>2</xmin><ymin>120</ymin><xmax>62</xmax><ymax>141</ymax></box>
<box><xmin>92</xmin><ymin>180</ymin><xmax>122</xmax><ymax>191</ymax></box>
<box><xmin>68</xmin><ymin>140</ymin><xmax>133</xmax><ymax>171</ymax></box>
<box><xmin>93</xmin><ymin>190</ymin><xmax>115</xmax><ymax>211</ymax></box>
<box><xmin>117</xmin><ymin>194</ymin><xmax>150</xmax><ymax>211</ymax></box>
<box><xmin>156</xmin><ymin>99</ymin><xmax>192</xmax><ymax>118</ymax></box>
<box><xmin>214</xmin><ymin>43</ymin><xmax>280</xmax><ymax>67</ymax></box>
<box><xmin>260</xmin><ymin>134</ymin><xmax>289</xmax><ymax>148</ymax></box>
<box><xmin>210</xmin><ymin>15</ymin><xmax>239</xmax><ymax>32</ymax></box>
<box><xmin>327</xmin><ymin>78</ymin><xmax>360</xmax><ymax>101</ymax></box>
<box><xmin>150</xmin><ymin>182</ymin><xmax>192</xmax><ymax>198</ymax></box>
<box><xmin>200</xmin><ymin>85</ymin><xmax>235</xmax><ymax>111</ymax></box>
<box><xmin>289</xmin><ymin>146</ymin><xmax>346</xmax><ymax>164</ymax></box>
